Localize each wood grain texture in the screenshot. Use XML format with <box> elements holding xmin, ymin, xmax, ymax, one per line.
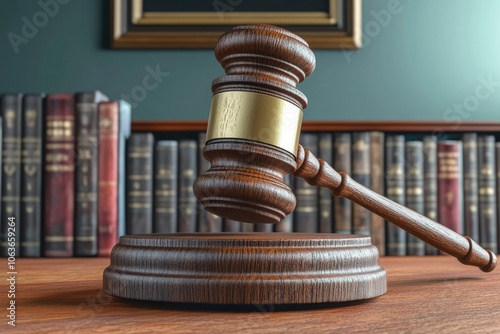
<box><xmin>14</xmin><ymin>257</ymin><xmax>500</xmax><ymax>333</ymax></box>
<box><xmin>131</xmin><ymin>120</ymin><xmax>500</xmax><ymax>133</ymax></box>
<box><xmin>294</xmin><ymin>145</ymin><xmax>497</xmax><ymax>272</ymax></box>
<box><xmin>103</xmin><ymin>233</ymin><xmax>386</xmax><ymax>304</ymax></box>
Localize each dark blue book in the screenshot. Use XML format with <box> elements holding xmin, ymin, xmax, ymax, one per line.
<box><xmin>126</xmin><ymin>133</ymin><xmax>154</xmax><ymax>234</ymax></box>
<box><xmin>20</xmin><ymin>94</ymin><xmax>44</xmax><ymax>257</ymax></box>
<box><xmin>1</xmin><ymin>94</ymin><xmax>22</xmax><ymax>257</ymax></box>
<box><xmin>74</xmin><ymin>91</ymin><xmax>108</xmax><ymax>256</ymax></box>
<box><xmin>154</xmin><ymin>141</ymin><xmax>178</xmax><ymax>233</ymax></box>
<box><xmin>385</xmin><ymin>135</ymin><xmax>406</xmax><ymax>256</ymax></box>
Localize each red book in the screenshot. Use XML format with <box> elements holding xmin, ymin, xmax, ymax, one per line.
<box><xmin>97</xmin><ymin>102</ymin><xmax>119</xmax><ymax>256</ymax></box>
<box><xmin>44</xmin><ymin>94</ymin><xmax>75</xmax><ymax>257</ymax></box>
<box><xmin>437</xmin><ymin>141</ymin><xmax>463</xmax><ymax>235</ymax></box>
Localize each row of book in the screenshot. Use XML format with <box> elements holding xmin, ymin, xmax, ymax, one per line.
<box><xmin>2</xmin><ymin>92</ymin><xmax>499</xmax><ymax>257</ymax></box>
<box><xmin>0</xmin><ymin>92</ymin><xmax>131</xmax><ymax>258</ymax></box>
<box><xmin>124</xmin><ymin>131</ymin><xmax>500</xmax><ymax>257</ymax></box>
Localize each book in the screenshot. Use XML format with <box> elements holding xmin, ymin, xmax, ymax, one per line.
<box><xmin>97</xmin><ymin>101</ymin><xmax>119</xmax><ymax>256</ymax></box>
<box><xmin>369</xmin><ymin>132</ymin><xmax>385</xmax><ymax>255</ymax></box>
<box><xmin>153</xmin><ymin>141</ymin><xmax>178</xmax><ymax>233</ymax></box>
<box><xmin>20</xmin><ymin>94</ymin><xmax>44</xmax><ymax>257</ymax></box>
<box><xmin>462</xmin><ymin>133</ymin><xmax>479</xmax><ymax>242</ymax></box>
<box><xmin>294</xmin><ymin>133</ymin><xmax>319</xmax><ymax>233</ymax></box>
<box><xmin>0</xmin><ymin>117</ymin><xmax>2</xmax><ymax>239</ymax></box>
<box><xmin>117</xmin><ymin>100</ymin><xmax>131</xmax><ymax>238</ymax></box>
<box><xmin>241</xmin><ymin>222</ymin><xmax>255</xmax><ymax>232</ymax></box>
<box><xmin>351</xmin><ymin>132</ymin><xmax>370</xmax><ymax>237</ymax></box>
<box><xmin>275</xmin><ymin>174</ymin><xmax>294</xmax><ymax>232</ymax></box>
<box><xmin>197</xmin><ymin>132</ymin><xmax>222</xmax><ymax>232</ymax></box>
<box><xmin>223</xmin><ymin>219</ymin><xmax>241</xmax><ymax>232</ymax></box>
<box><xmin>74</xmin><ymin>91</ymin><xmax>108</xmax><ymax>256</ymax></box>
<box><xmin>255</xmin><ymin>224</ymin><xmax>273</xmax><ymax>232</ymax></box>
<box><xmin>126</xmin><ymin>133</ymin><xmax>154</xmax><ymax>234</ymax></box>
<box><xmin>496</xmin><ymin>143</ymin><xmax>500</xmax><ymax>250</ymax></box>
<box><xmin>437</xmin><ymin>141</ymin><xmax>463</xmax><ymax>237</ymax></box>
<box><xmin>423</xmin><ymin>136</ymin><xmax>438</xmax><ymax>255</ymax></box>
<box><xmin>44</xmin><ymin>94</ymin><xmax>75</xmax><ymax>257</ymax></box>
<box><xmin>405</xmin><ymin>141</ymin><xmax>425</xmax><ymax>256</ymax></box>
<box><xmin>1</xmin><ymin>94</ymin><xmax>22</xmax><ymax>257</ymax></box>
<box><xmin>478</xmin><ymin>136</ymin><xmax>497</xmax><ymax>253</ymax></box>
<box><xmin>385</xmin><ymin>135</ymin><xmax>406</xmax><ymax>256</ymax></box>
<box><xmin>178</xmin><ymin>140</ymin><xmax>197</xmax><ymax>233</ymax></box>
<box><xmin>318</xmin><ymin>133</ymin><xmax>333</xmax><ymax>233</ymax></box>
<box><xmin>333</xmin><ymin>133</ymin><xmax>351</xmax><ymax>234</ymax></box>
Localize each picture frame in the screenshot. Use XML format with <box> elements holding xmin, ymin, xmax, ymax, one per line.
<box><xmin>111</xmin><ymin>0</ymin><xmax>361</xmax><ymax>49</ymax></box>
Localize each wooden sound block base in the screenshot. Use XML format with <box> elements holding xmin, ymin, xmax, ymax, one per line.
<box><xmin>103</xmin><ymin>233</ymin><xmax>387</xmax><ymax>305</ymax></box>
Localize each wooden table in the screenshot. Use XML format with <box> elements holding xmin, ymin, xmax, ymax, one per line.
<box><xmin>9</xmin><ymin>257</ymin><xmax>500</xmax><ymax>333</ymax></box>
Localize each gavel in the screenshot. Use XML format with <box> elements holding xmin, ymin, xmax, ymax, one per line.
<box><xmin>104</xmin><ymin>24</ymin><xmax>496</xmax><ymax>306</ymax></box>
<box><xmin>193</xmin><ymin>24</ymin><xmax>496</xmax><ymax>273</ymax></box>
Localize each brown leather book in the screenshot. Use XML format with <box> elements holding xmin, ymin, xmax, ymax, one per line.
<box><xmin>44</xmin><ymin>94</ymin><xmax>75</xmax><ymax>257</ymax></box>
<box><xmin>437</xmin><ymin>141</ymin><xmax>463</xmax><ymax>237</ymax></box>
<box><xmin>97</xmin><ymin>101</ymin><xmax>119</xmax><ymax>256</ymax></box>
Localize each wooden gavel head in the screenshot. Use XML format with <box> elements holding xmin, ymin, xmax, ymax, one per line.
<box><xmin>194</xmin><ymin>24</ymin><xmax>315</xmax><ymax>224</ymax></box>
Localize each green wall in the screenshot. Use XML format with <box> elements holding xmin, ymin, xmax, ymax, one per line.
<box><xmin>1</xmin><ymin>0</ymin><xmax>500</xmax><ymax>121</ymax></box>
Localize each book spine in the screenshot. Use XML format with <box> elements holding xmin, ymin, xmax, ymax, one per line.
<box><xmin>241</xmin><ymin>222</ymin><xmax>255</xmax><ymax>232</ymax></box>
<box><xmin>351</xmin><ymin>132</ymin><xmax>371</xmax><ymax>237</ymax></box>
<box><xmin>437</xmin><ymin>141</ymin><xmax>463</xmax><ymax>236</ymax></box>
<box><xmin>224</xmin><ymin>219</ymin><xmax>241</xmax><ymax>232</ymax></box>
<box><xmin>275</xmin><ymin>174</ymin><xmax>294</xmax><ymax>232</ymax></box>
<box><xmin>74</xmin><ymin>93</ymin><xmax>103</xmax><ymax>256</ymax></box>
<box><xmin>478</xmin><ymin>136</ymin><xmax>497</xmax><ymax>253</ymax></box>
<box><xmin>117</xmin><ymin>100</ymin><xmax>131</xmax><ymax>237</ymax></box>
<box><xmin>154</xmin><ymin>141</ymin><xmax>178</xmax><ymax>233</ymax></box>
<box><xmin>496</xmin><ymin>143</ymin><xmax>500</xmax><ymax>250</ymax></box>
<box><xmin>423</xmin><ymin>136</ymin><xmax>439</xmax><ymax>255</ymax></box>
<box><xmin>333</xmin><ymin>133</ymin><xmax>352</xmax><ymax>234</ymax></box>
<box><xmin>369</xmin><ymin>131</ymin><xmax>385</xmax><ymax>255</ymax></box>
<box><xmin>198</xmin><ymin>133</ymin><xmax>222</xmax><ymax>232</ymax></box>
<box><xmin>318</xmin><ymin>133</ymin><xmax>333</xmax><ymax>233</ymax></box>
<box><xmin>126</xmin><ymin>133</ymin><xmax>154</xmax><ymax>234</ymax></box>
<box><xmin>178</xmin><ymin>140</ymin><xmax>197</xmax><ymax>233</ymax></box>
<box><xmin>97</xmin><ymin>102</ymin><xmax>119</xmax><ymax>256</ymax></box>
<box><xmin>20</xmin><ymin>94</ymin><xmax>43</xmax><ymax>257</ymax></box>
<box><xmin>385</xmin><ymin>135</ymin><xmax>406</xmax><ymax>256</ymax></box>
<box><xmin>405</xmin><ymin>141</ymin><xmax>425</xmax><ymax>256</ymax></box>
<box><xmin>1</xmin><ymin>94</ymin><xmax>22</xmax><ymax>257</ymax></box>
<box><xmin>44</xmin><ymin>94</ymin><xmax>75</xmax><ymax>257</ymax></box>
<box><xmin>255</xmin><ymin>224</ymin><xmax>273</xmax><ymax>232</ymax></box>
<box><xmin>294</xmin><ymin>133</ymin><xmax>319</xmax><ymax>233</ymax></box>
<box><xmin>462</xmin><ymin>133</ymin><xmax>479</xmax><ymax>242</ymax></box>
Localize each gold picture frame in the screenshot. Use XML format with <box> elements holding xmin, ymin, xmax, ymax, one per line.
<box><xmin>111</xmin><ymin>0</ymin><xmax>361</xmax><ymax>49</ymax></box>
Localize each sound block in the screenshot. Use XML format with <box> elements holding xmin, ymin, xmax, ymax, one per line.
<box><xmin>103</xmin><ymin>233</ymin><xmax>386</xmax><ymax>304</ymax></box>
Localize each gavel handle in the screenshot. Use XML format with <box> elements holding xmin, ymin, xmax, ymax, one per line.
<box><xmin>293</xmin><ymin>145</ymin><xmax>497</xmax><ymax>272</ymax></box>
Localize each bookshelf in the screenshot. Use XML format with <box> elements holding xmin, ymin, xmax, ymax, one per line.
<box><xmin>130</xmin><ymin>120</ymin><xmax>500</xmax><ymax>257</ymax></box>
<box><xmin>131</xmin><ymin>120</ymin><xmax>500</xmax><ymax>133</ymax></box>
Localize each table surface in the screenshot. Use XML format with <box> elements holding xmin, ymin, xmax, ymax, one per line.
<box><xmin>6</xmin><ymin>256</ymin><xmax>500</xmax><ymax>333</ymax></box>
